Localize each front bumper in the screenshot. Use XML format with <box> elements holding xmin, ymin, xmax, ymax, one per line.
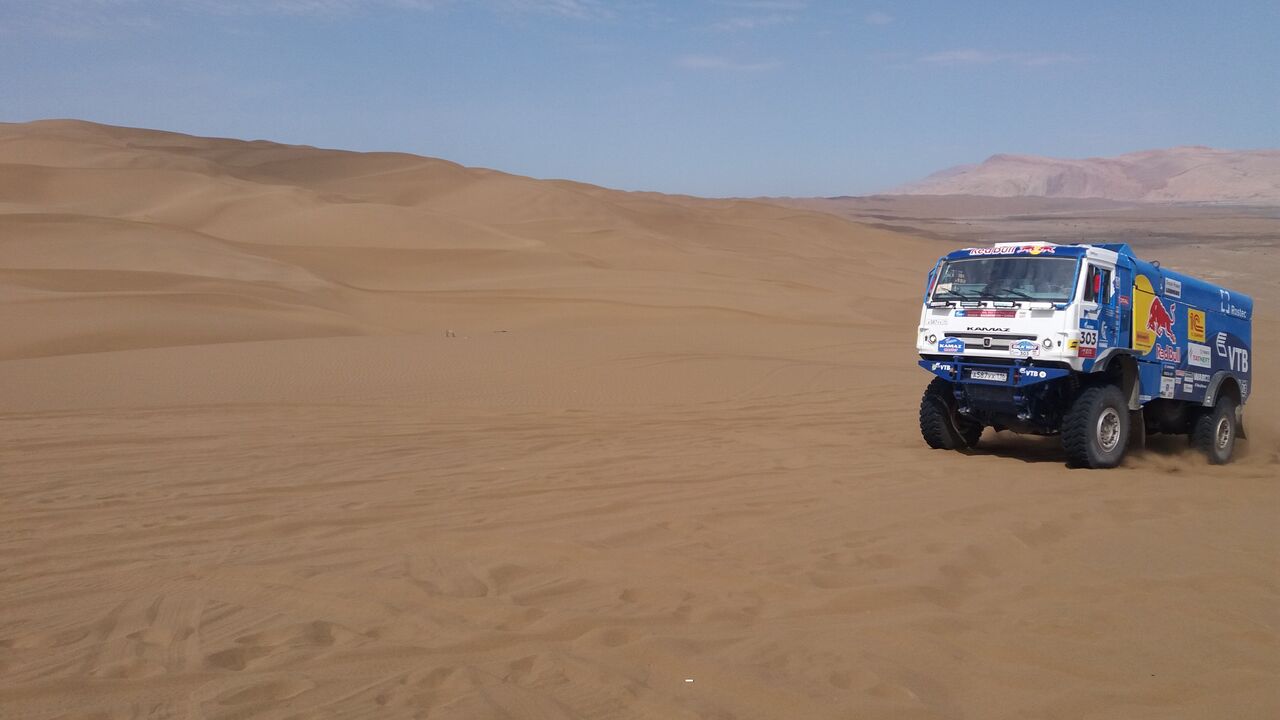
<box><xmin>919</xmin><ymin>357</ymin><xmax>1073</xmax><ymax>387</ymax></box>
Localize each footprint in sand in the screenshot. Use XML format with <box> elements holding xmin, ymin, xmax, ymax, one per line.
<box><xmin>205</xmin><ymin>620</ymin><xmax>355</xmax><ymax>671</ymax></box>
<box><xmin>216</xmin><ymin>678</ymin><xmax>315</xmax><ymax>705</ymax></box>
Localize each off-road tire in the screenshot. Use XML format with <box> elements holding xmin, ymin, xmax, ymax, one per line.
<box><xmin>919</xmin><ymin>377</ymin><xmax>982</xmax><ymax>450</ymax></box>
<box><xmin>1062</xmin><ymin>385</ymin><xmax>1130</xmax><ymax>469</ymax></box>
<box><xmin>1193</xmin><ymin>397</ymin><xmax>1237</xmax><ymax>465</ymax></box>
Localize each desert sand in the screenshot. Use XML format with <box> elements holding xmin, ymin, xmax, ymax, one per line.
<box><xmin>1</xmin><ymin>120</ymin><xmax>1277</xmax><ymax>719</ymax></box>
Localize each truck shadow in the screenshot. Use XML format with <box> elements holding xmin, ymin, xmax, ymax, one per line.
<box><xmin>970</xmin><ymin>431</ymin><xmax>1192</xmax><ymax>465</ymax></box>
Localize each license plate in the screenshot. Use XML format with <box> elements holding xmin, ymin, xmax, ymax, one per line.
<box><xmin>970</xmin><ymin>370</ymin><xmax>1008</xmax><ymax>382</ymax></box>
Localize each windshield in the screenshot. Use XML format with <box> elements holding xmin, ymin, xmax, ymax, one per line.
<box><xmin>931</xmin><ymin>257</ymin><xmax>1078</xmax><ymax>303</ymax></box>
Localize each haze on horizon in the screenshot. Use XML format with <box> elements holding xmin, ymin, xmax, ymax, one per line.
<box><xmin>4</xmin><ymin>1</ymin><xmax>1278</xmax><ymax>197</ymax></box>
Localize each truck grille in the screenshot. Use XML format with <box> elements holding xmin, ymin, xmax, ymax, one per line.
<box><xmin>944</xmin><ymin>332</ymin><xmax>1037</xmax><ymax>352</ymax></box>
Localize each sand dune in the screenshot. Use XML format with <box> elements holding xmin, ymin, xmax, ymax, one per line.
<box><xmin>1</xmin><ymin>120</ymin><xmax>1277</xmax><ymax>719</ymax></box>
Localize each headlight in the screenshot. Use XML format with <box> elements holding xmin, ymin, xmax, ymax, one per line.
<box><xmin>1042</xmin><ymin>338</ymin><xmax>1054</xmax><ymax>349</ymax></box>
<box><xmin>926</xmin><ymin>334</ymin><xmax>937</xmax><ymax>344</ymax></box>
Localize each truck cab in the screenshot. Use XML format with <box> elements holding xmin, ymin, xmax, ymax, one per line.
<box><xmin>917</xmin><ymin>242</ymin><xmax>1252</xmax><ymax>468</ymax></box>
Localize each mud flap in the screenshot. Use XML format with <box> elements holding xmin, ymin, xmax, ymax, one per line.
<box><xmin>1128</xmin><ymin>408</ymin><xmax>1146</xmax><ymax>452</ymax></box>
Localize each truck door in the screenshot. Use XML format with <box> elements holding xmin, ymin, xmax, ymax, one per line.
<box><xmin>1081</xmin><ymin>262</ymin><xmax>1119</xmax><ymax>354</ymax></box>
<box><xmin>1113</xmin><ymin>262</ymin><xmax>1133</xmax><ymax>348</ymax></box>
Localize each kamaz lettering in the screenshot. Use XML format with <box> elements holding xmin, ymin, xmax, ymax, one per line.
<box><xmin>917</xmin><ymin>241</ymin><xmax>1252</xmax><ymax>468</ymax></box>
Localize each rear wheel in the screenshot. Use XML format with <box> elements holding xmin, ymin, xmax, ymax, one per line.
<box><xmin>1062</xmin><ymin>385</ymin><xmax>1129</xmax><ymax>468</ymax></box>
<box><xmin>919</xmin><ymin>377</ymin><xmax>982</xmax><ymax>450</ymax></box>
<box><xmin>1193</xmin><ymin>397</ymin><xmax>1237</xmax><ymax>465</ymax></box>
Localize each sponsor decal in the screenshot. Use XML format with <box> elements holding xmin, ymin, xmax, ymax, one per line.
<box><xmin>1066</xmin><ymin>339</ymin><xmax>1079</xmax><ymax>350</ymax></box>
<box><xmin>1187</xmin><ymin>308</ymin><xmax>1206</xmax><ymax>343</ymax></box>
<box><xmin>1155</xmin><ymin>345</ymin><xmax>1181</xmax><ymax>363</ymax></box>
<box><xmin>966</xmin><ymin>244</ymin><xmax>1056</xmax><ymax>257</ymax></box>
<box><xmin>1219</xmin><ymin>290</ymin><xmax>1249</xmax><ymax>319</ymax></box>
<box><xmin>1009</xmin><ymin>339</ymin><xmax>1040</xmax><ymax>358</ymax></box>
<box><xmin>1188</xmin><ymin>342</ymin><xmax>1211</xmax><ymax>368</ymax></box>
<box><xmin>930</xmin><ymin>362</ymin><xmax>955</xmax><ymax>373</ymax></box>
<box><xmin>966</xmin><ymin>326</ymin><xmax>1009</xmax><ymax>332</ymax></box>
<box><xmin>955</xmin><ymin>309</ymin><xmax>1016</xmax><ymax>318</ymax></box>
<box><xmin>1019</xmin><ymin>368</ymin><xmax>1048</xmax><ymax>379</ymax></box>
<box><xmin>938</xmin><ymin>336</ymin><xmax>966</xmax><ymax>354</ymax></box>
<box><xmin>1019</xmin><ymin>244</ymin><xmax>1056</xmax><ymax>255</ymax></box>
<box><xmin>1079</xmin><ymin>318</ymin><xmax>1099</xmax><ymax>331</ymax></box>
<box><xmin>1182</xmin><ymin>376</ymin><xmax>1194</xmax><ymax>394</ymax></box>
<box><xmin>1164</xmin><ymin>277</ymin><xmax>1182</xmax><ymax>299</ymax></box>
<box><xmin>1147</xmin><ymin>297</ymin><xmax>1178</xmax><ymax>343</ymax></box>
<box><xmin>1118</xmin><ymin>295</ymin><xmax>1130</xmax><ymax>307</ymax></box>
<box><xmin>1078</xmin><ymin>346</ymin><xmax>1097</xmax><ymax>359</ymax></box>
<box><xmin>1160</xmin><ymin>376</ymin><xmax>1176</xmax><ymax>399</ymax></box>
<box><xmin>1215</xmin><ymin>332</ymin><xmax>1249</xmax><ymax>372</ymax></box>
<box><xmin>1133</xmin><ymin>275</ymin><xmax>1177</xmax><ymax>355</ymax></box>
<box><xmin>1163</xmin><ymin>365</ymin><xmax>1177</xmax><ymax>377</ymax></box>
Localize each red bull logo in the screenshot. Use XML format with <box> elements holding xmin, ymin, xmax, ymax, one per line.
<box><xmin>1147</xmin><ymin>297</ymin><xmax>1177</xmax><ymax>343</ymax></box>
<box><xmin>966</xmin><ymin>243</ymin><xmax>1057</xmax><ymax>256</ymax></box>
<box><xmin>1017</xmin><ymin>244</ymin><xmax>1055</xmax><ymax>255</ymax></box>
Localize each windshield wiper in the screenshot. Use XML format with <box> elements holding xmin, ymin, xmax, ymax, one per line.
<box><xmin>979</xmin><ymin>289</ymin><xmax>1032</xmax><ymax>301</ymax></box>
<box><xmin>996</xmin><ymin>289</ymin><xmax>1034</xmax><ymax>300</ymax></box>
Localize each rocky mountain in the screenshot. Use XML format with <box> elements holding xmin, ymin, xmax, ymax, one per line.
<box><xmin>889</xmin><ymin>146</ymin><xmax>1280</xmax><ymax>204</ymax></box>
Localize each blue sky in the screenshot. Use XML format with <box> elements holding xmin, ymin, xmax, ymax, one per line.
<box><xmin>3</xmin><ymin>1</ymin><xmax>1278</xmax><ymax>196</ymax></box>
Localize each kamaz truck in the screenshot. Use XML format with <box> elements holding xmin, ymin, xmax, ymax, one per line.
<box><xmin>917</xmin><ymin>242</ymin><xmax>1252</xmax><ymax>468</ymax></box>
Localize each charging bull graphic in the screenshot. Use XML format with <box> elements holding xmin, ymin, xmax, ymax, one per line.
<box><xmin>1132</xmin><ymin>274</ymin><xmax>1170</xmax><ymax>356</ymax></box>
<box><xmin>1018</xmin><ymin>244</ymin><xmax>1055</xmax><ymax>255</ymax></box>
<box><xmin>1147</xmin><ymin>297</ymin><xmax>1177</xmax><ymax>343</ymax></box>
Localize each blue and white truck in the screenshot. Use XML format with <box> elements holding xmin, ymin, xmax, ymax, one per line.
<box><xmin>917</xmin><ymin>242</ymin><xmax>1252</xmax><ymax>468</ymax></box>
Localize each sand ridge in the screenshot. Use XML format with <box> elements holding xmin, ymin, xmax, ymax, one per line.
<box><xmin>1</xmin><ymin>120</ymin><xmax>1277</xmax><ymax>719</ymax></box>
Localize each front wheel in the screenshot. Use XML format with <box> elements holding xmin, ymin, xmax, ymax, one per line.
<box><xmin>1062</xmin><ymin>385</ymin><xmax>1130</xmax><ymax>469</ymax></box>
<box><xmin>1193</xmin><ymin>397</ymin><xmax>1238</xmax><ymax>465</ymax></box>
<box><xmin>919</xmin><ymin>377</ymin><xmax>982</xmax><ymax>450</ymax></box>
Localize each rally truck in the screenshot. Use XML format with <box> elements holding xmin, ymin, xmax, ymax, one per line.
<box><xmin>917</xmin><ymin>242</ymin><xmax>1252</xmax><ymax>468</ymax></box>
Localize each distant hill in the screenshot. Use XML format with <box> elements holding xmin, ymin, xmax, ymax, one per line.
<box><xmin>888</xmin><ymin>146</ymin><xmax>1280</xmax><ymax>204</ymax></box>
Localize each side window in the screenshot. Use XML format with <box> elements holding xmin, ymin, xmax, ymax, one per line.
<box><xmin>1084</xmin><ymin>265</ymin><xmax>1112</xmax><ymax>303</ymax></box>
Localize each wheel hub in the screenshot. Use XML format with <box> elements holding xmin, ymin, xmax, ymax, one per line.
<box><xmin>1097</xmin><ymin>408</ymin><xmax>1121</xmax><ymax>453</ymax></box>
<box><xmin>1216</xmin><ymin>416</ymin><xmax>1232</xmax><ymax>451</ymax></box>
